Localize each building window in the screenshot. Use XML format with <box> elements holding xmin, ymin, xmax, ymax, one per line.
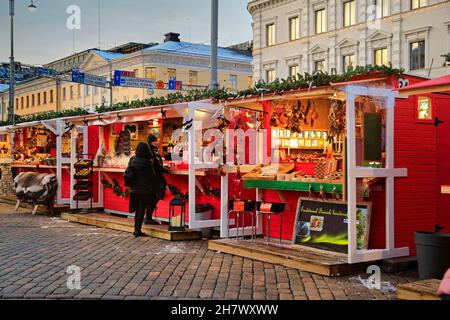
<box><xmin>266</xmin><ymin>23</ymin><xmax>276</xmax><ymax>46</ymax></box>
<box><xmin>21</xmin><ymin>97</ymin><xmax>24</xmax><ymax>109</ymax></box>
<box><xmin>145</xmin><ymin>67</ymin><xmax>157</xmax><ymax>80</ymax></box>
<box><xmin>343</xmin><ymin>1</ymin><xmax>356</xmax><ymax>27</ymax></box>
<box><xmin>37</xmin><ymin>93</ymin><xmax>41</xmax><ymax>106</ymax></box>
<box><xmin>247</xmin><ymin>76</ymin><xmax>253</xmax><ymax>88</ymax></box>
<box><xmin>43</xmin><ymin>92</ymin><xmax>47</xmax><ymax>104</ymax></box>
<box><xmin>15</xmin><ymin>98</ymin><xmax>18</xmax><ymax>110</ymax></box>
<box><xmin>32</xmin><ymin>94</ymin><xmax>35</xmax><ymax>107</ymax></box>
<box><xmin>289</xmin><ymin>65</ymin><xmax>299</xmax><ymax>78</ymax></box>
<box><xmin>85</xmin><ymin>85</ymin><xmax>90</xmax><ymax>96</ymax></box>
<box><xmin>289</xmin><ymin>16</ymin><xmax>300</xmax><ymax>41</ymax></box>
<box><xmin>133</xmin><ymin>69</ymin><xmax>139</xmax><ymax>77</ymax></box>
<box><xmin>411</xmin><ymin>0</ymin><xmax>427</xmax><ymax>10</ymax></box>
<box><xmin>188</xmin><ymin>71</ymin><xmax>198</xmax><ymax>85</ymax></box>
<box><xmin>315</xmin><ymin>9</ymin><xmax>326</xmax><ymax>34</ymax></box>
<box><xmin>376</xmin><ymin>0</ymin><xmax>389</xmax><ymax>18</ymax></box>
<box><xmin>314</xmin><ymin>60</ymin><xmax>326</xmax><ymax>72</ymax></box>
<box><xmin>343</xmin><ymin>54</ymin><xmax>355</xmax><ymax>71</ymax></box>
<box><xmin>50</xmin><ymin>90</ymin><xmax>54</xmax><ymax>103</ymax></box>
<box><xmin>77</xmin><ymin>85</ymin><xmax>81</xmax><ymax>97</ymax></box>
<box><xmin>63</xmin><ymin>88</ymin><xmax>67</xmax><ymax>101</ymax></box>
<box><xmin>167</xmin><ymin>68</ymin><xmax>176</xmax><ymax>81</ymax></box>
<box><xmin>26</xmin><ymin>96</ymin><xmax>29</xmax><ymax>108</ymax></box>
<box><xmin>70</xmin><ymin>86</ymin><xmax>74</xmax><ymax>100</ymax></box>
<box><xmin>266</xmin><ymin>69</ymin><xmax>276</xmax><ymax>83</ymax></box>
<box><xmin>410</xmin><ymin>40</ymin><xmax>425</xmax><ymax>70</ymax></box>
<box><xmin>229</xmin><ymin>75</ymin><xmax>238</xmax><ymax>90</ymax></box>
<box><xmin>417</xmin><ymin>97</ymin><xmax>432</xmax><ymax>120</ymax></box>
<box><xmin>374</xmin><ymin>48</ymin><xmax>388</xmax><ymax>66</ymax></box>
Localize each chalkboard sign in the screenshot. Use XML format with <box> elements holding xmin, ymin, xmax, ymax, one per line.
<box><xmin>292</xmin><ymin>198</ymin><xmax>372</xmax><ymax>253</ymax></box>
<box><xmin>363</xmin><ymin>113</ymin><xmax>382</xmax><ymax>162</ymax></box>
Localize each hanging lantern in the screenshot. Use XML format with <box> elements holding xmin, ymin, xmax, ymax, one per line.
<box><xmin>169</xmin><ymin>197</ymin><xmax>186</xmax><ymax>232</ymax></box>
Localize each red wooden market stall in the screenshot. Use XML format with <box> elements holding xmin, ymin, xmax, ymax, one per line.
<box><xmin>2</xmin><ymin>70</ymin><xmax>448</xmax><ymax>271</ymax></box>
<box><xmin>207</xmin><ymin>73</ymin><xmax>450</xmax><ymax>265</ymax></box>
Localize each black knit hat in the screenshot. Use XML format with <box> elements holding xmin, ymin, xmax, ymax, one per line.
<box><xmin>147</xmin><ymin>134</ymin><xmax>158</xmax><ymax>144</ymax></box>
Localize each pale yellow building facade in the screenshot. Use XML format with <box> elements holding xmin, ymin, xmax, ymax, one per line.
<box><xmin>0</xmin><ymin>33</ymin><xmax>253</xmax><ymax>120</ymax></box>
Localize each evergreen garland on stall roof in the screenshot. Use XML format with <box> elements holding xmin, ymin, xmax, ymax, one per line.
<box><xmin>0</xmin><ymin>65</ymin><xmax>404</xmax><ymax>127</ymax></box>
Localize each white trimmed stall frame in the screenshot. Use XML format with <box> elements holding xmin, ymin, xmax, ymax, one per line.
<box><xmin>187</xmin><ymin>102</ymin><xmax>263</xmax><ymax>238</ymax></box>
<box><xmin>69</xmin><ymin>122</ymin><xmax>102</xmax><ymax>210</ymax></box>
<box><xmin>344</xmin><ymin>84</ymin><xmax>409</xmax><ymax>264</ymax></box>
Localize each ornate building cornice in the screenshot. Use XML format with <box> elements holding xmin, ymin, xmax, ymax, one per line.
<box><xmin>247</xmin><ymin>0</ymin><xmax>299</xmax><ymax>16</ymax></box>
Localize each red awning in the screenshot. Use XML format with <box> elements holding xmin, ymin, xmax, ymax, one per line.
<box><xmin>397</xmin><ymin>74</ymin><xmax>450</xmax><ymax>96</ymax></box>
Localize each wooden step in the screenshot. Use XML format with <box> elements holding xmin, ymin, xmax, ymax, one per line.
<box><xmin>208</xmin><ymin>239</ymin><xmax>369</xmax><ymax>277</ymax></box>
<box><xmin>397</xmin><ymin>279</ymin><xmax>441</xmax><ymax>300</ymax></box>
<box><xmin>61</xmin><ymin>212</ymin><xmax>202</xmax><ymax>241</ymax></box>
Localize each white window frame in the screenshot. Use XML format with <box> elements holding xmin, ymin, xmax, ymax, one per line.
<box><xmin>266</xmin><ymin>23</ymin><xmax>276</xmax><ymax>47</ymax></box>
<box><xmin>289</xmin><ymin>15</ymin><xmax>300</xmax><ymax>41</ymax></box>
<box><xmin>315</xmin><ymin>8</ymin><xmax>327</xmax><ymax>34</ymax></box>
<box><xmin>343</xmin><ymin>0</ymin><xmax>357</xmax><ymax>27</ymax></box>
<box><xmin>409</xmin><ymin>40</ymin><xmax>426</xmax><ymax>70</ymax></box>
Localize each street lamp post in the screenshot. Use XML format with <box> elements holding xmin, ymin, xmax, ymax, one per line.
<box><xmin>8</xmin><ymin>0</ymin><xmax>37</xmax><ymax>125</ymax></box>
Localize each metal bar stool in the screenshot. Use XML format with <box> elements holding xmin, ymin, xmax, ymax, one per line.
<box><xmin>256</xmin><ymin>202</ymin><xmax>285</xmax><ymax>244</ymax></box>
<box><xmin>227</xmin><ymin>200</ymin><xmax>256</xmax><ymax>242</ymax></box>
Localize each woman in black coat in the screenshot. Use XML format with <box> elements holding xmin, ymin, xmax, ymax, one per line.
<box><xmin>126</xmin><ymin>142</ymin><xmax>156</xmax><ymax>237</ymax></box>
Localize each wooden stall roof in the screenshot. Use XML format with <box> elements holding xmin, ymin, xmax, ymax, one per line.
<box><xmin>397</xmin><ymin>74</ymin><xmax>450</xmax><ymax>96</ymax></box>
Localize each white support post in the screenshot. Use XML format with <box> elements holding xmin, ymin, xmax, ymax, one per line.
<box><xmin>188</xmin><ymin>104</ymin><xmax>196</xmax><ymax>228</ymax></box>
<box><xmin>346</xmin><ymin>94</ymin><xmax>358</xmax><ymax>261</ymax></box>
<box><xmin>69</xmin><ymin>126</ymin><xmax>77</xmax><ymax>209</ymax></box>
<box><xmin>56</xmin><ymin>120</ymin><xmax>63</xmax><ymax>205</ymax></box>
<box><xmin>385</xmin><ymin>95</ymin><xmax>396</xmax><ymax>250</ymax></box>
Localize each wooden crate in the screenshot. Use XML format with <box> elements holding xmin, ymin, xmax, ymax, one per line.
<box><xmin>397</xmin><ymin>279</ymin><xmax>441</xmax><ymax>300</ymax></box>
<box><xmin>61</xmin><ymin>212</ymin><xmax>202</xmax><ymax>241</ymax></box>
<box><xmin>208</xmin><ymin>239</ymin><xmax>368</xmax><ymax>277</ymax></box>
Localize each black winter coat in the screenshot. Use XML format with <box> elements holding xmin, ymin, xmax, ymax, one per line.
<box><xmin>127</xmin><ymin>143</ymin><xmax>156</xmax><ymax>194</ymax></box>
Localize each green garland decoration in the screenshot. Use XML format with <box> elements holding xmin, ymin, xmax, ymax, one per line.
<box><xmin>0</xmin><ymin>65</ymin><xmax>403</xmax><ymax>127</ymax></box>
<box><xmin>101</xmin><ymin>178</ymin><xmax>130</xmax><ymax>198</ymax></box>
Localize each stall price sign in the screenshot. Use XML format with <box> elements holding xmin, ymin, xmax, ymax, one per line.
<box><xmin>292</xmin><ymin>198</ymin><xmax>372</xmax><ymax>253</ymax></box>
<box><xmin>113</xmin><ymin>70</ymin><xmax>155</xmax><ymax>89</ymax></box>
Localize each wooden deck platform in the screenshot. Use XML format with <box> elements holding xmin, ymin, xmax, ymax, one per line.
<box><xmin>0</xmin><ymin>195</ymin><xmax>69</xmax><ymax>215</ymax></box>
<box><xmin>61</xmin><ymin>212</ymin><xmax>202</xmax><ymax>241</ymax></box>
<box><xmin>208</xmin><ymin>239</ymin><xmax>369</xmax><ymax>277</ymax></box>
<box><xmin>397</xmin><ymin>279</ymin><xmax>441</xmax><ymax>300</ymax></box>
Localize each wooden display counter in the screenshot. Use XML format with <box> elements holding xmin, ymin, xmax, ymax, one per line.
<box><xmin>244</xmin><ymin>179</ymin><xmax>344</xmax><ymax>194</ymax></box>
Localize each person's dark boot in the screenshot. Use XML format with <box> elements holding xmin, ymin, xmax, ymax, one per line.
<box><xmin>133</xmin><ymin>230</ymin><xmax>146</xmax><ymax>237</ymax></box>
<box><xmin>144</xmin><ymin>216</ymin><xmax>159</xmax><ymax>225</ymax></box>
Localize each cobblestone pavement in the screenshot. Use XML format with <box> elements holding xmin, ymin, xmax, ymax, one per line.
<box><xmin>0</xmin><ymin>203</ymin><xmax>418</xmax><ymax>300</ymax></box>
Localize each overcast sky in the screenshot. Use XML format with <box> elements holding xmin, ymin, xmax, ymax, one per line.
<box><xmin>0</xmin><ymin>0</ymin><xmax>253</xmax><ymax>65</ymax></box>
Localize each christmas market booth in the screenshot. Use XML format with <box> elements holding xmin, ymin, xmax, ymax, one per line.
<box><xmin>60</xmin><ymin>99</ymin><xmax>262</xmax><ymax>241</ymax></box>
<box><xmin>0</xmin><ymin>118</ymin><xmax>74</xmax><ymax>214</ymax></box>
<box><xmin>207</xmin><ymin>71</ymin><xmax>450</xmax><ymax>276</ymax></box>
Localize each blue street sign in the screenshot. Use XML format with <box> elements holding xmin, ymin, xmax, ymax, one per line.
<box><xmin>168</xmin><ymin>77</ymin><xmax>176</xmax><ymax>90</ymax></box>
<box><xmin>113</xmin><ymin>70</ymin><xmax>155</xmax><ymax>89</ymax></box>
<box><xmin>71</xmin><ymin>70</ymin><xmax>107</xmax><ymax>87</ymax></box>
<box><xmin>71</xmin><ymin>70</ymin><xmax>85</xmax><ymax>84</ymax></box>
<box><xmin>37</xmin><ymin>67</ymin><xmax>57</xmax><ymax>77</ymax></box>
